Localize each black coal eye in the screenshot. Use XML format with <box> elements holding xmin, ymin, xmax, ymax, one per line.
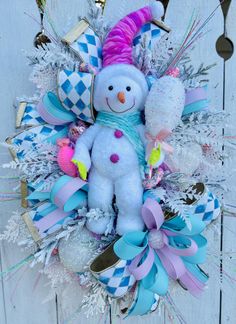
<box><xmin>126</xmin><ymin>86</ymin><xmax>131</xmax><ymax>91</ymax></box>
<box><xmin>108</xmin><ymin>85</ymin><xmax>113</xmax><ymax>91</ymax></box>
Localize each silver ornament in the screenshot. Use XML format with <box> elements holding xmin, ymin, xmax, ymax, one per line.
<box><xmin>59</xmin><ymin>227</ymin><xmax>99</xmax><ymax>273</ymax></box>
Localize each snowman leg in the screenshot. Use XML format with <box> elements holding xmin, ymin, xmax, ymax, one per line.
<box><xmin>86</xmin><ymin>167</ymin><xmax>114</xmax><ymax>234</ymax></box>
<box><xmin>115</xmin><ymin>169</ymin><xmax>144</xmax><ymax>235</ymax></box>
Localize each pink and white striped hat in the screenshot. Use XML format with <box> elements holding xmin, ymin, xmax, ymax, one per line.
<box><xmin>102</xmin><ymin>2</ymin><xmax>164</xmax><ymax>68</ymax></box>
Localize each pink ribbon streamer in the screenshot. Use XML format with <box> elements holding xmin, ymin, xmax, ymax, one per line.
<box><xmin>37</xmin><ymin>99</ymin><xmax>65</xmax><ymax>125</ymax></box>
<box><xmin>36</xmin><ymin>208</ymin><xmax>72</xmax><ymax>234</ymax></box>
<box><xmin>53</xmin><ymin>177</ymin><xmax>86</xmax><ymax>210</ymax></box>
<box><xmin>145</xmin><ymin>129</ymin><xmax>174</xmax><ymax>159</ymax></box>
<box><xmin>185</xmin><ymin>87</ymin><xmax>207</xmax><ymax>106</ymax></box>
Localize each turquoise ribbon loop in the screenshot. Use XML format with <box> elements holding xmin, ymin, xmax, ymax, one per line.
<box><xmin>163</xmin><ymin>214</ymin><xmax>206</xmax><ymax>236</ymax></box>
<box><xmin>43</xmin><ymin>92</ymin><xmax>76</xmax><ymax>124</ymax></box>
<box><xmin>114</xmin><ymin>231</ymin><xmax>148</xmax><ymax>260</ymax></box>
<box><xmin>182</xmin><ymin>235</ymin><xmax>207</xmax><ymax>264</ymax></box>
<box><xmin>128</xmin><ymin>282</ymin><xmax>157</xmax><ymax>317</ymax></box>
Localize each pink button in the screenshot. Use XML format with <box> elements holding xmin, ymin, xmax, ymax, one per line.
<box><xmin>114</xmin><ymin>130</ymin><xmax>123</xmax><ymax>138</ymax></box>
<box><xmin>110</xmin><ymin>154</ymin><xmax>120</xmax><ymax>163</ymax></box>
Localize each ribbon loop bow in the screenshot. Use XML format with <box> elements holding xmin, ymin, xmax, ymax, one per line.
<box><xmin>114</xmin><ymin>198</ymin><xmax>208</xmax><ymax>304</ymax></box>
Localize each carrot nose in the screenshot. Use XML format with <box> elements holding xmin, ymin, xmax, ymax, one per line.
<box><xmin>117</xmin><ymin>92</ymin><xmax>126</xmax><ymax>104</ymax></box>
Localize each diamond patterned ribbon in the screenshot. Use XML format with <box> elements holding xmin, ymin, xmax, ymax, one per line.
<box><xmin>133</xmin><ymin>22</ymin><xmax>161</xmax><ymax>48</ymax></box>
<box><xmin>62</xmin><ymin>20</ymin><xmax>102</xmax><ymax>71</ymax></box>
<box><xmin>58</xmin><ymin>69</ymin><xmax>94</xmax><ymax>124</ymax></box>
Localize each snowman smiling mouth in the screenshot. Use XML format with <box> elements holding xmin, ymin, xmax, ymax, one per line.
<box><xmin>106</xmin><ymin>97</ymin><xmax>136</xmax><ymax>114</ymax></box>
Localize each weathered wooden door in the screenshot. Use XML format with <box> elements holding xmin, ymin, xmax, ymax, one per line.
<box><xmin>0</xmin><ymin>0</ymin><xmax>235</xmax><ymax>323</ymax></box>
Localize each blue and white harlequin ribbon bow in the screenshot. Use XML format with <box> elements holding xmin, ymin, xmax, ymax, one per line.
<box><xmin>62</xmin><ymin>19</ymin><xmax>103</xmax><ymax>71</ymax></box>
<box><xmin>57</xmin><ymin>70</ymin><xmax>94</xmax><ymax>124</ymax></box>
<box><xmin>37</xmin><ymin>70</ymin><xmax>95</xmax><ymax>125</ymax></box>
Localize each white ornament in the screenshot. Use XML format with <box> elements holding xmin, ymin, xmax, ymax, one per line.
<box><xmin>59</xmin><ymin>227</ymin><xmax>99</xmax><ymax>273</ymax></box>
<box><xmin>171</xmin><ymin>143</ymin><xmax>203</xmax><ymax>175</ymax></box>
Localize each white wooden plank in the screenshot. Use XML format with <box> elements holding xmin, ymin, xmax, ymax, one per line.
<box><xmin>163</xmin><ymin>1</ymin><xmax>224</xmax><ymax>323</ymax></box>
<box><xmin>221</xmin><ymin>0</ymin><xmax>236</xmax><ymax>322</ymax></box>
<box><xmin>44</xmin><ymin>0</ymin><xmax>91</xmax><ymax>38</ymax></box>
<box><xmin>57</xmin><ymin>281</ymin><xmax>104</xmax><ymax>324</ymax></box>
<box><xmin>0</xmin><ymin>253</ymin><xmax>7</xmax><ymax>324</ymax></box>
<box><xmin>103</xmin><ymin>0</ymin><xmax>150</xmax><ymax>25</ymax></box>
<box><xmin>0</xmin><ymin>1</ymin><xmax>58</xmax><ymax>323</ymax></box>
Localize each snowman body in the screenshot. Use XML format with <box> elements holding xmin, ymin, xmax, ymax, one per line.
<box><xmin>73</xmin><ymin>64</ymin><xmax>148</xmax><ymax>235</ymax></box>
<box><xmin>72</xmin><ymin>3</ymin><xmax>166</xmax><ymax>235</ymax></box>
<box><xmin>91</xmin><ymin>125</ymin><xmax>144</xmax><ymax>178</ymax></box>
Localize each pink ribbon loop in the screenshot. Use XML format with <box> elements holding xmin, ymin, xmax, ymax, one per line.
<box><xmin>129</xmin><ymin>247</ymin><xmax>155</xmax><ymax>280</ymax></box>
<box><xmin>157</xmin><ymin>246</ymin><xmax>186</xmax><ymax>279</ymax></box>
<box><xmin>167</xmin><ymin>237</ymin><xmax>198</xmax><ymax>256</ymax></box>
<box><xmin>142</xmin><ymin>198</ymin><xmax>164</xmax><ymax>231</ymax></box>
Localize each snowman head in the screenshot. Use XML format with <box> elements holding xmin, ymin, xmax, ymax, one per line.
<box><xmin>93</xmin><ymin>2</ymin><xmax>164</xmax><ymax>115</ymax></box>
<box><xmin>94</xmin><ymin>64</ymin><xmax>148</xmax><ymax>114</ymax></box>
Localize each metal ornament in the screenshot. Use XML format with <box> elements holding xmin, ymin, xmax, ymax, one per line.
<box><xmin>34</xmin><ymin>0</ymin><xmax>51</xmax><ymax>48</ymax></box>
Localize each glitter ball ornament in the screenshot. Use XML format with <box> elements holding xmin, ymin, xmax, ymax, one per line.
<box><xmin>59</xmin><ymin>228</ymin><xmax>100</xmax><ymax>273</ymax></box>
<box><xmin>68</xmin><ymin>121</ymin><xmax>87</xmax><ymax>144</ymax></box>
<box><xmin>171</xmin><ymin>143</ymin><xmax>203</xmax><ymax>175</ymax></box>
<box><xmin>148</xmin><ymin>229</ymin><xmax>165</xmax><ymax>249</ymax></box>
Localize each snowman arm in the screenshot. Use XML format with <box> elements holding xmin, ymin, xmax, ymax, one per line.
<box><xmin>72</xmin><ymin>123</ymin><xmax>101</xmax><ymax>171</ymax></box>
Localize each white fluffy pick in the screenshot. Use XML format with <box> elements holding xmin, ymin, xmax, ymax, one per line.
<box><xmin>145</xmin><ymin>76</ymin><xmax>185</xmax><ymax>137</ymax></box>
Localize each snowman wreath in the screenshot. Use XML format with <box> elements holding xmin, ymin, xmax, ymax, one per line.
<box><xmin>0</xmin><ymin>0</ymin><xmax>234</xmax><ymax>321</ymax></box>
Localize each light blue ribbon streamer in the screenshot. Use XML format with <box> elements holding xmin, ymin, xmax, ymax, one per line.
<box><xmin>128</xmin><ymin>256</ymin><xmax>167</xmax><ymax>317</ymax></box>
<box><xmin>182</xmin><ymin>99</ymin><xmax>209</xmax><ymax>116</ymax></box>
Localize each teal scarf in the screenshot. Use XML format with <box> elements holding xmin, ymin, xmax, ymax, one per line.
<box><xmin>96</xmin><ymin>111</ymin><xmax>146</xmax><ymax>173</ymax></box>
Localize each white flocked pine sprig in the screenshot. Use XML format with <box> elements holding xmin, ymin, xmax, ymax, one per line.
<box><xmin>26</xmin><ymin>43</ymin><xmax>81</xmax><ymax>95</ymax></box>
<box><xmin>2</xmin><ymin>142</ymin><xmax>61</xmax><ymax>185</ymax></box>
<box><xmin>86</xmin><ymin>0</ymin><xmax>111</xmax><ymax>41</ymax></box>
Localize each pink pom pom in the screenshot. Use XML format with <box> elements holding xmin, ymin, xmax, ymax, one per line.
<box><xmin>166</xmin><ymin>67</ymin><xmax>180</xmax><ymax>78</ymax></box>
<box><xmin>148</xmin><ymin>229</ymin><xmax>164</xmax><ymax>249</ymax></box>
<box><xmin>57</xmin><ymin>139</ymin><xmax>78</xmax><ymax>177</ymax></box>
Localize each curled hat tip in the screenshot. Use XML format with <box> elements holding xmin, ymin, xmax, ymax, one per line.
<box><xmin>150</xmin><ymin>1</ymin><xmax>165</xmax><ymax>20</ymax></box>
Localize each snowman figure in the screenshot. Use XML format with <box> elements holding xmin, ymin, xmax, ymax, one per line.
<box><xmin>72</xmin><ymin>3</ymin><xmax>165</xmax><ymax>235</ymax></box>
